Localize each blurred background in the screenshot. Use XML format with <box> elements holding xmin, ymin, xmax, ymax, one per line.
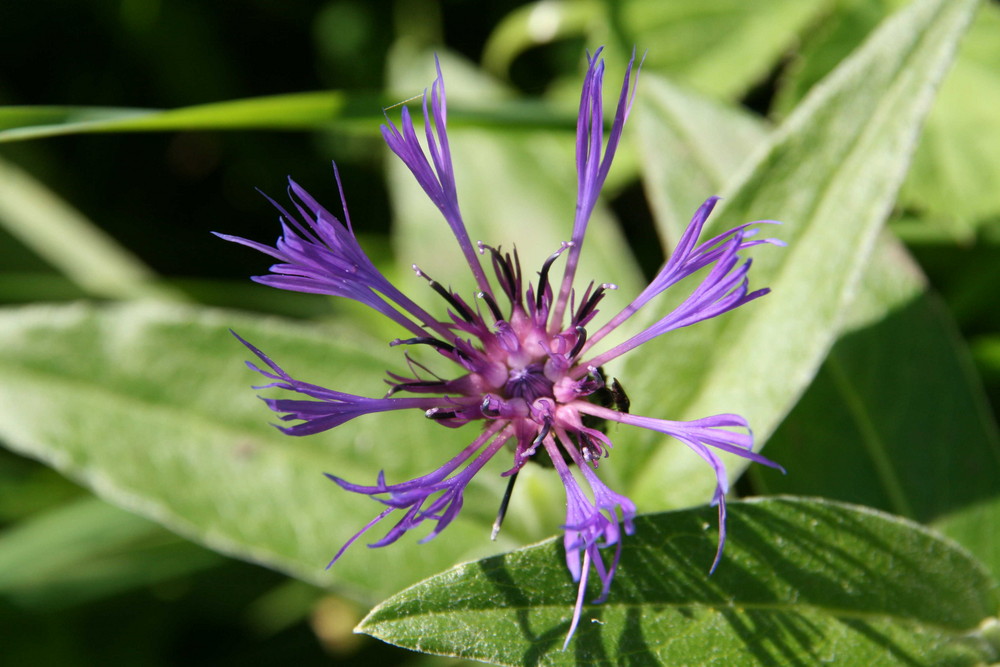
<box><xmin>1</xmin><ymin>0</ymin><xmax>998</xmax><ymax>664</ymax></box>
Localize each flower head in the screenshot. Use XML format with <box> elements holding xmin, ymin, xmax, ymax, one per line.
<box><xmin>220</xmin><ymin>48</ymin><xmax>783</xmax><ymax>647</ymax></box>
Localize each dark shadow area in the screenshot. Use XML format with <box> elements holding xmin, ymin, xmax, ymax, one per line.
<box><xmin>463</xmin><ymin>500</ymin><xmax>948</xmax><ymax>665</ymax></box>
<box><xmin>750</xmin><ymin>291</ymin><xmax>1000</xmax><ymax>528</ymax></box>
<box><xmin>477</xmin><ymin>549</ymin><xmax>574</xmax><ymax>666</ymax></box>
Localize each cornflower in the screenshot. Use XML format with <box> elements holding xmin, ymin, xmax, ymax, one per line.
<box><xmin>218</xmin><ymin>48</ymin><xmax>784</xmax><ymax>647</ymax></box>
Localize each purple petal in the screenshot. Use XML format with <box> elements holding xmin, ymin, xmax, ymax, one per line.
<box><xmin>380</xmin><ymin>57</ymin><xmax>492</xmax><ymax>294</ymax></box>
<box><xmin>216</xmin><ymin>173</ymin><xmax>451</xmax><ymax>338</ymax></box>
<box><xmin>233</xmin><ymin>330</ymin><xmax>446</xmax><ymax>435</ymax></box>
<box><xmin>583</xmin><ymin>198</ymin><xmax>782</xmax><ymax>358</ymax></box>
<box><xmin>552</xmin><ymin>48</ymin><xmax>643</xmax><ymax>328</ymax></box>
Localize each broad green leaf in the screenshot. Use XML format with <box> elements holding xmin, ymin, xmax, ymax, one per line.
<box><xmin>613</xmin><ymin>0</ymin><xmax>830</xmax><ymax>100</ymax></box>
<box><xmin>359</xmin><ymin>497</ymin><xmax>1000</xmax><ymax>666</ymax></box>
<box><xmin>633</xmin><ymin>75</ymin><xmax>769</xmax><ymax>243</ymax></box>
<box><xmin>0</xmin><ymin>302</ymin><xmax>536</xmax><ymax>605</ymax></box>
<box><xmin>618</xmin><ymin>0</ymin><xmax>979</xmax><ymax>509</ymax></box>
<box><xmin>0</xmin><ymin>496</ymin><xmax>221</xmax><ymax>610</ymax></box>
<box><xmin>899</xmin><ymin>3</ymin><xmax>1000</xmax><ymax>238</ymax></box>
<box><xmin>483</xmin><ymin>0</ymin><xmax>829</xmax><ymax>101</ymax></box>
<box><xmin>774</xmin><ymin>2</ymin><xmax>1000</xmax><ymax>240</ymax></box>
<box><xmin>633</xmin><ymin>73</ymin><xmax>1000</xmax><ymax>579</ymax></box>
<box><xmin>770</xmin><ymin>0</ymin><xmax>897</xmax><ymax>117</ymax></box>
<box><xmin>386</xmin><ymin>48</ymin><xmax>644</xmax><ymax>309</ymax></box>
<box><xmin>753</xmin><ymin>233</ymin><xmax>1000</xmax><ymax>577</ymax></box>
<box><xmin>0</xmin><ymin>447</ymin><xmax>84</xmax><ymax>521</ymax></box>
<box><xmin>0</xmin><ymin>156</ymin><xmax>173</xmax><ymax>300</ymax></box>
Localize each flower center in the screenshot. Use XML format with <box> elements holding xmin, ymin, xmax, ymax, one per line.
<box><xmin>504</xmin><ymin>362</ymin><xmax>553</xmax><ymax>402</ymax></box>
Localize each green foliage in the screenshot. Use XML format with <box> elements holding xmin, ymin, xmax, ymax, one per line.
<box><xmin>0</xmin><ymin>302</ymin><xmax>530</xmax><ymax>602</ymax></box>
<box><xmin>619</xmin><ymin>0</ymin><xmax>986</xmax><ymax>511</ymax></box>
<box><xmin>0</xmin><ymin>0</ymin><xmax>998</xmax><ymax>664</ymax></box>
<box><xmin>361</xmin><ymin>498</ymin><xmax>1000</xmax><ymax>665</ymax></box>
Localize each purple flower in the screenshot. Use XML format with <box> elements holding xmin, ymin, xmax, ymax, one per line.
<box><xmin>219</xmin><ymin>48</ymin><xmax>783</xmax><ymax>648</ymax></box>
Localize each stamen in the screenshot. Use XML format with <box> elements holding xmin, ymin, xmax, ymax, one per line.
<box><xmin>413</xmin><ymin>264</ymin><xmax>475</xmax><ymax>322</ymax></box>
<box><xmin>391</xmin><ymin>336</ymin><xmax>456</xmax><ymax>354</ymax></box>
<box><xmin>477</xmin><ymin>291</ymin><xmax>504</xmax><ymax>322</ymax></box>
<box><xmin>533</xmin><ymin>419</ymin><xmax>552</xmax><ymax>451</ymax></box>
<box><xmin>481</xmin><ymin>395</ymin><xmax>501</xmax><ymax>418</ymax></box>
<box><xmin>491</xmin><ymin>472</ymin><xmax>519</xmax><ymax>540</ymax></box>
<box><xmin>569</xmin><ymin>325</ymin><xmax>588</xmax><ymax>359</ymax></box>
<box><xmin>425</xmin><ymin>408</ymin><xmax>458</xmax><ymax>421</ymax></box>
<box><xmin>574</xmin><ymin>282</ymin><xmax>617</xmax><ymax>324</ymax></box>
<box><xmin>579</xmin><ymin>431</ymin><xmax>606</xmax><ymax>467</ymax></box>
<box><xmin>384</xmin><ymin>380</ymin><xmax>448</xmax><ymax>397</ymax></box>
<box><xmin>536</xmin><ymin>243</ymin><xmax>570</xmax><ymax>311</ymax></box>
<box><xmin>481</xmin><ymin>243</ymin><xmax>521</xmax><ymax>302</ymax></box>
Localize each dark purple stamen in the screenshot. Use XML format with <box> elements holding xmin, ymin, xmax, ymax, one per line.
<box><xmin>425</xmin><ymin>408</ymin><xmax>458</xmax><ymax>421</ymax></box>
<box><xmin>569</xmin><ymin>325</ymin><xmax>588</xmax><ymax>359</ymax></box>
<box><xmin>478</xmin><ymin>291</ymin><xmax>504</xmax><ymax>322</ymax></box>
<box><xmin>505</xmin><ymin>363</ymin><xmax>554</xmax><ymax>401</ymax></box>
<box><xmin>392</xmin><ymin>336</ymin><xmax>456</xmax><ymax>354</ymax></box>
<box><xmin>384</xmin><ymin>380</ymin><xmax>449</xmax><ymax>397</ymax></box>
<box><xmin>490</xmin><ymin>471</ymin><xmax>519</xmax><ymax>540</ymax></box>
<box><xmin>418</xmin><ymin>268</ymin><xmax>476</xmax><ymax>322</ymax></box>
<box><xmin>483</xmin><ymin>244</ymin><xmax>521</xmax><ymax>303</ymax></box>
<box><xmin>535</xmin><ymin>248</ymin><xmax>564</xmax><ymax>311</ymax></box>
<box><xmin>574</xmin><ymin>283</ymin><xmax>608</xmax><ymax>324</ymax></box>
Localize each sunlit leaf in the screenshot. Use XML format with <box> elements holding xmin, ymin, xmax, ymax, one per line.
<box><xmin>484</xmin><ymin>0</ymin><xmax>829</xmax><ymax>101</ymax></box>
<box><xmin>754</xmin><ymin>233</ymin><xmax>1000</xmax><ymax>578</ymax></box>
<box><xmin>899</xmin><ymin>3</ymin><xmax>1000</xmax><ymax>238</ymax></box>
<box><xmin>614</xmin><ymin>0</ymin><xmax>829</xmax><ymax>99</ymax></box>
<box><xmin>618</xmin><ymin>0</ymin><xmax>979</xmax><ymax>509</ymax></box>
<box><xmin>634</xmin><ymin>70</ymin><xmax>1000</xmax><ymax>582</ymax></box>
<box><xmin>774</xmin><ymin>2</ymin><xmax>1000</xmax><ymax>240</ymax></box>
<box><xmin>0</xmin><ymin>302</ymin><xmax>532</xmax><ymax>605</ymax></box>
<box><xmin>360</xmin><ymin>497</ymin><xmax>1000</xmax><ymax>666</ymax></box>
<box><xmin>633</xmin><ymin>75</ymin><xmax>769</xmax><ymax>242</ymax></box>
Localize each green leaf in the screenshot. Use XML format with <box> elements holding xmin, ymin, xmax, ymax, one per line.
<box><xmin>0</xmin><ymin>496</ymin><xmax>221</xmax><ymax>610</ymax></box>
<box><xmin>0</xmin><ymin>95</ymin><xmax>572</xmax><ymax>144</ymax></box>
<box><xmin>769</xmin><ymin>0</ymin><xmax>896</xmax><ymax>118</ymax></box>
<box><xmin>483</xmin><ymin>0</ymin><xmax>829</xmax><ymax>101</ymax></box>
<box><xmin>754</xmin><ymin>232</ymin><xmax>1000</xmax><ymax>577</ymax></box>
<box><xmin>633</xmin><ymin>75</ymin><xmax>769</xmax><ymax>243</ymax></box>
<box><xmin>359</xmin><ymin>497</ymin><xmax>1000</xmax><ymax>666</ymax></box>
<box><xmin>618</xmin><ymin>0</ymin><xmax>979</xmax><ymax>509</ymax></box>
<box><xmin>0</xmin><ymin>92</ymin><xmax>373</xmax><ymax>142</ymax></box>
<box><xmin>613</xmin><ymin>0</ymin><xmax>831</xmax><ymax>99</ymax></box>
<box><xmin>634</xmin><ymin>69</ymin><xmax>1000</xmax><ymax>581</ymax></box>
<box><xmin>773</xmin><ymin>2</ymin><xmax>1000</xmax><ymax>239</ymax></box>
<box><xmin>899</xmin><ymin>3</ymin><xmax>1000</xmax><ymax>238</ymax></box>
<box><xmin>0</xmin><ymin>156</ymin><xmax>174</xmax><ymax>300</ymax></box>
<box><xmin>0</xmin><ymin>302</ymin><xmax>529</xmax><ymax>605</ymax></box>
